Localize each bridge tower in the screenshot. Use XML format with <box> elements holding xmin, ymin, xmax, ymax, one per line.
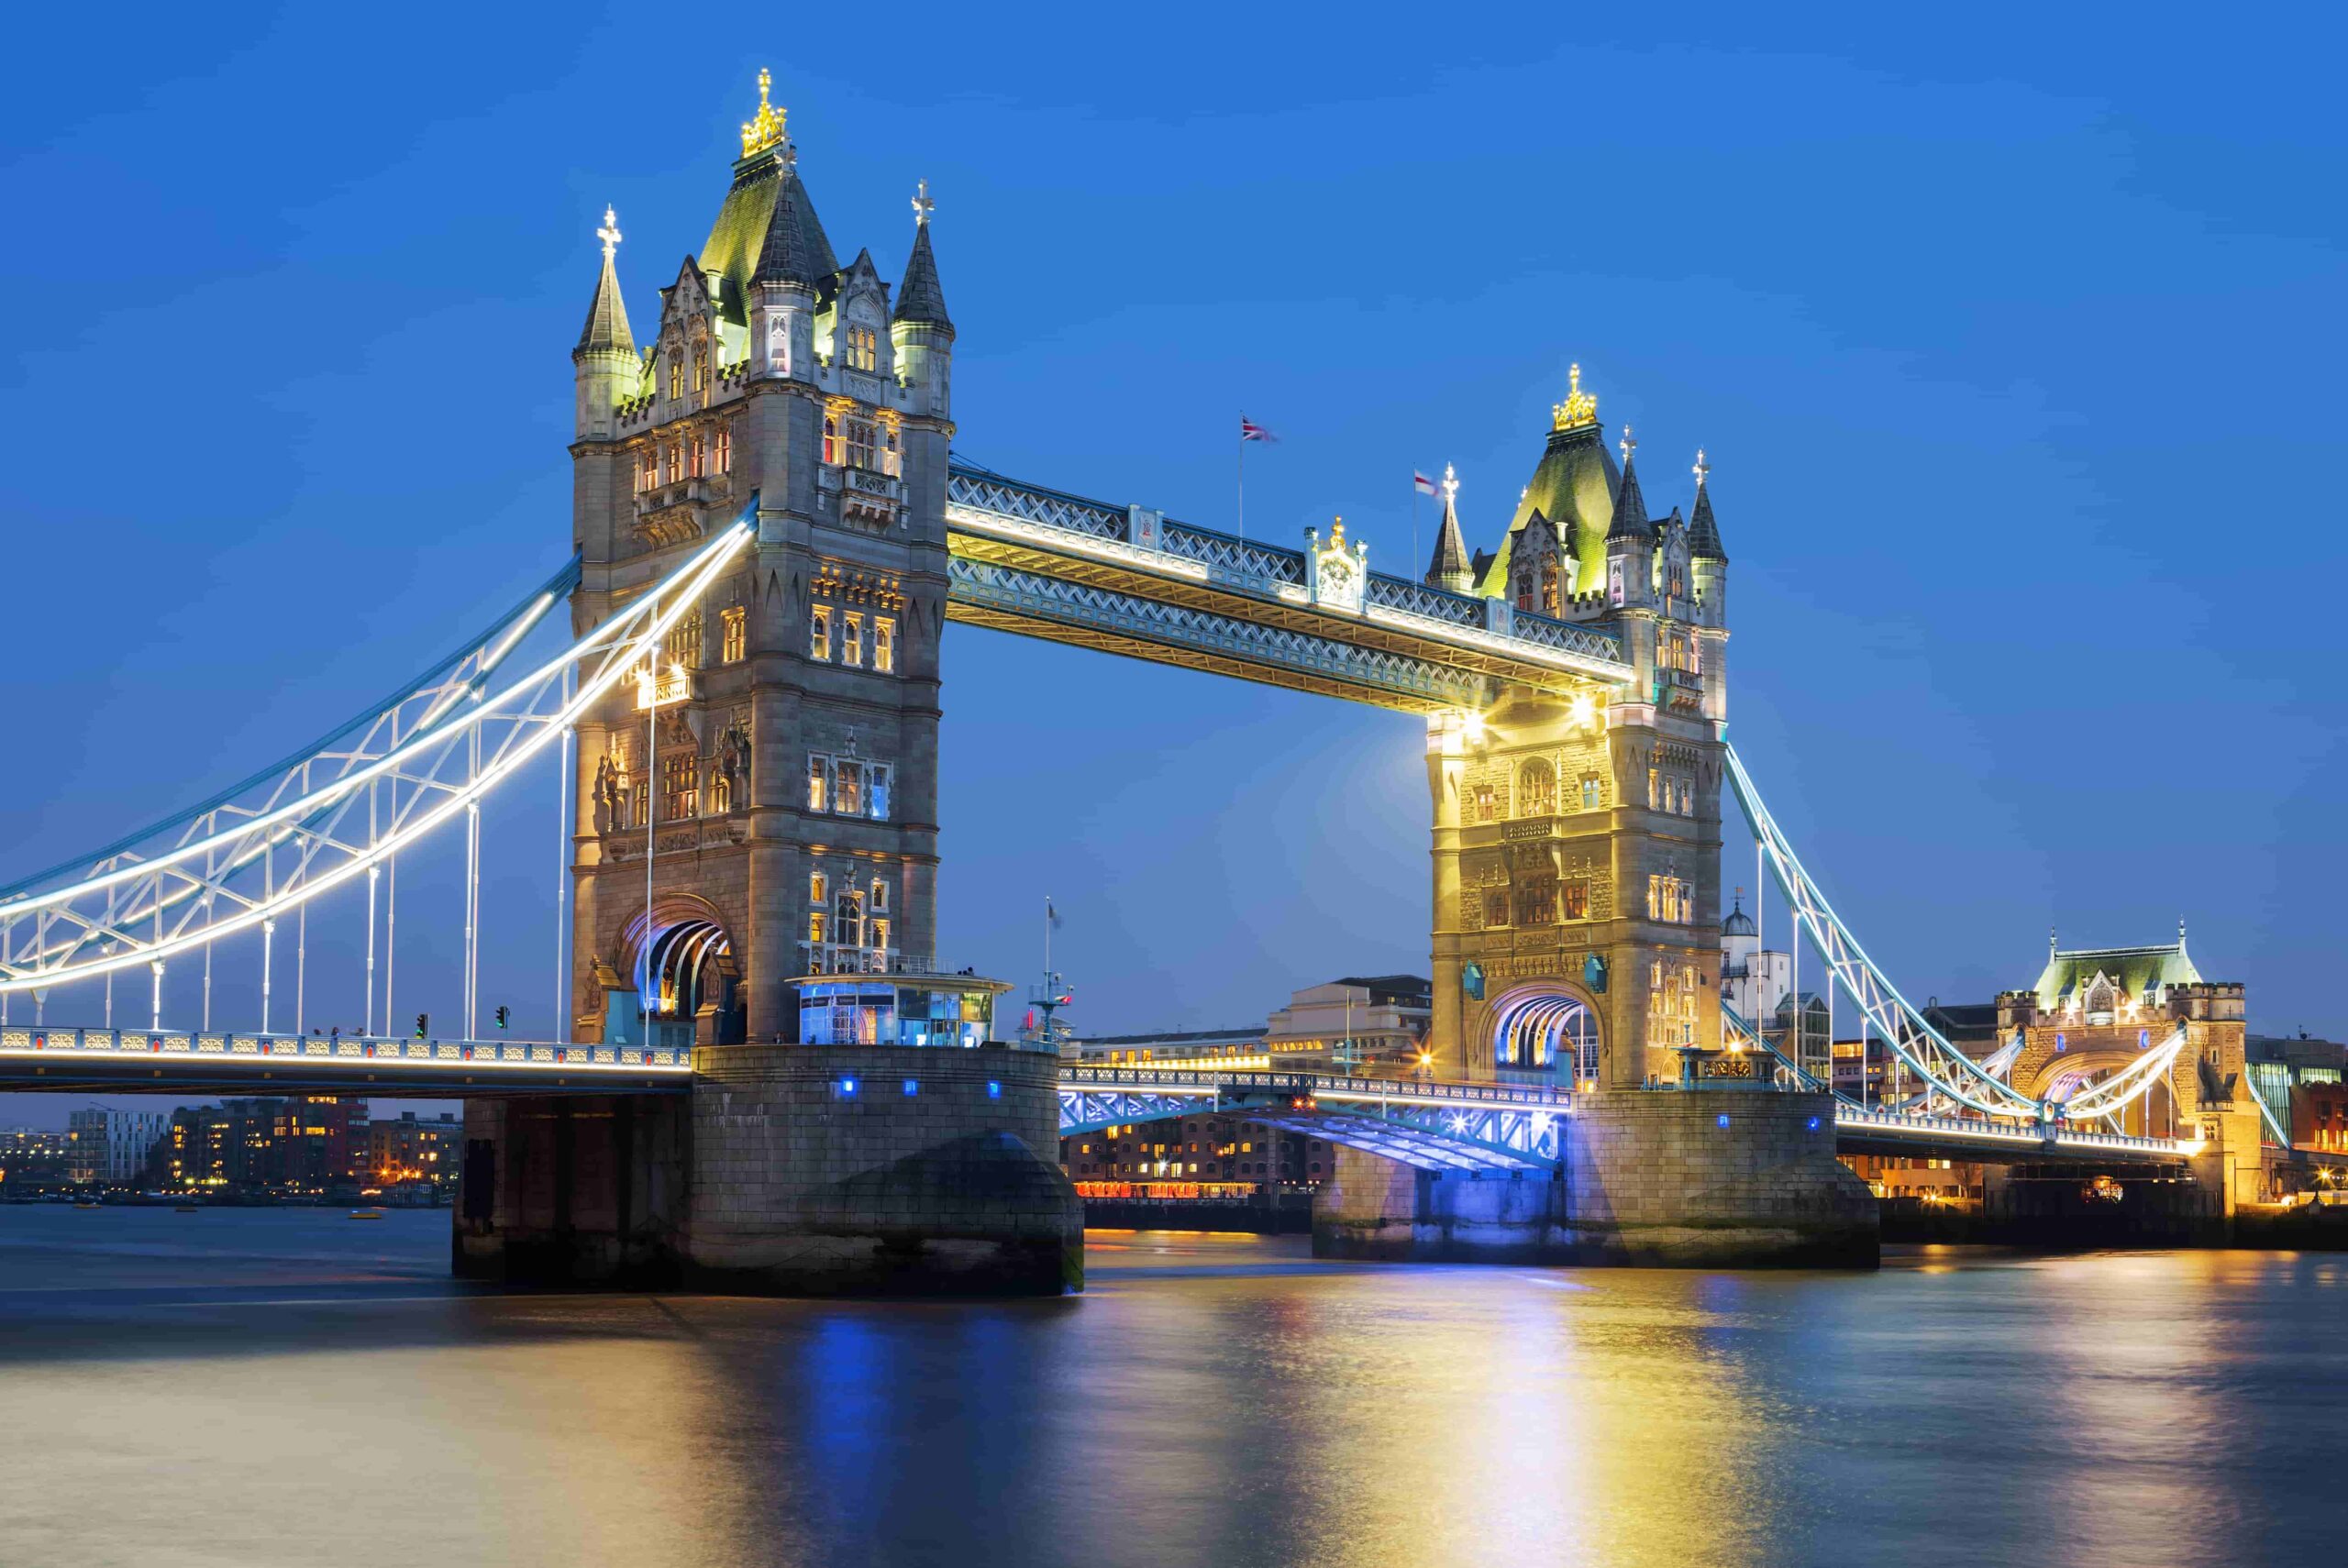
<box><xmin>1425</xmin><ymin>378</ymin><xmax>1729</xmax><ymax>1092</ymax></box>
<box><xmin>567</xmin><ymin>75</ymin><xmax>951</xmax><ymax>1046</ymax></box>
<box><xmin>456</xmin><ymin>75</ymin><xmax>1080</xmax><ymax>1296</ymax></box>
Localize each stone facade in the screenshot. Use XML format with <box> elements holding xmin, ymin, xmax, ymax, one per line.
<box><xmin>1313</xmin><ymin>1089</ymin><xmax>1876</xmax><ymax>1266</ymax></box>
<box><xmin>1426</xmin><ymin>395</ymin><xmax>1729</xmax><ymax>1089</ymax></box>
<box><xmin>567</xmin><ymin>90</ymin><xmax>952</xmax><ymax>1044</ymax></box>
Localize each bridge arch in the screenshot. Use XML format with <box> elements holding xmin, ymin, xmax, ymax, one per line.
<box><xmin>616</xmin><ymin>894</ymin><xmax>743</xmax><ymax>1044</ymax></box>
<box><xmin>2021</xmin><ymin>1034</ymin><xmax>2185</xmax><ymax>1140</ymax></box>
<box><xmin>1487</xmin><ymin>983</ymin><xmax>1601</xmax><ymax>1087</ymax></box>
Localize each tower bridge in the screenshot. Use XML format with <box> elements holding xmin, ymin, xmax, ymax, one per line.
<box><xmin>0</xmin><ymin>74</ymin><xmax>2306</xmax><ymax>1290</ymax></box>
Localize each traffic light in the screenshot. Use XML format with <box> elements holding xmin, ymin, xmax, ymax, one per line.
<box><xmin>415</xmin><ymin>1012</ymin><xmax>429</xmax><ymax>1039</ymax></box>
<box><xmin>493</xmin><ymin>1006</ymin><xmax>510</xmax><ymax>1032</ymax></box>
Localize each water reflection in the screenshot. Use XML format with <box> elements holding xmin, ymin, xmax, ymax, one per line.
<box><xmin>0</xmin><ymin>1210</ymin><xmax>2341</xmax><ymax>1568</ymax></box>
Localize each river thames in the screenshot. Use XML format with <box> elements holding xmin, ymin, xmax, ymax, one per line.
<box><xmin>0</xmin><ymin>1209</ymin><xmax>2337</xmax><ymax>1568</ymax></box>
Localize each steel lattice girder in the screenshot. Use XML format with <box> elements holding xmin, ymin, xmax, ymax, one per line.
<box><xmin>1058</xmin><ymin>1087</ymin><xmax>1213</xmax><ymax>1136</ymax></box>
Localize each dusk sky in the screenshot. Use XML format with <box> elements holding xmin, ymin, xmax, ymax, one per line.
<box><xmin>3</xmin><ymin>3</ymin><xmax>2342</xmax><ymax>1122</ymax></box>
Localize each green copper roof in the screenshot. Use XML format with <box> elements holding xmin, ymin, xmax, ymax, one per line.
<box><xmin>700</xmin><ymin>152</ymin><xmax>839</xmax><ymax>325</ymax></box>
<box><xmin>2032</xmin><ymin>940</ymin><xmax>2202</xmax><ymax>1010</ymax></box>
<box><xmin>1475</xmin><ymin>422</ymin><xmax>1621</xmax><ymax>600</ymax></box>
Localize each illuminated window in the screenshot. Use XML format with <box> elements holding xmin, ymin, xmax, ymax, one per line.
<box><xmin>711</xmin><ymin>767</ymin><xmax>732</xmax><ymax>814</ymax></box>
<box><xmin>715</xmin><ymin>423</ymin><xmax>733</xmax><ymax>473</ymax></box>
<box><xmin>664</xmin><ymin>443</ymin><xmax>681</xmax><ymax>484</ymax></box>
<box><xmin>1474</xmin><ymin>782</ymin><xmax>1496</xmax><ymax>822</ymax></box>
<box><xmin>873</xmin><ymin>617</ymin><xmax>895</xmax><ymax>673</ymax></box>
<box><xmin>869</xmin><ymin>916</ymin><xmax>890</xmax><ymax>955</ymax></box>
<box><xmin>721</xmin><ymin>606</ymin><xmax>747</xmax><ymax>663</ymax></box>
<box><xmin>807</xmin><ymin>911</ymin><xmax>827</xmax><ymax>944</ymax></box>
<box><xmin>834</xmin><ymin>760</ymin><xmax>861</xmax><ymax>816</ymax></box>
<box><xmin>807</xmin><ymin>756</ymin><xmax>827</xmax><ymax>812</ymax></box>
<box><xmin>668</xmin><ymin>354</ymin><xmax>682</xmax><ymax>399</ymax></box>
<box><xmin>1540</xmin><ymin>562</ymin><xmax>1559</xmax><ymax>614</ymax></box>
<box><xmin>1484</xmin><ymin>890</ymin><xmax>1510</xmax><ymax>927</ymax></box>
<box><xmin>845</xmin><ymin>325</ymin><xmax>878</xmax><ymax>371</ymax></box>
<box><xmin>1580</xmin><ymin>774</ymin><xmax>1602</xmax><ymax>811</ymax></box>
<box><xmin>810</xmin><ymin>605</ymin><xmax>830</xmax><ymax>661</ymax></box>
<box><xmin>637</xmin><ymin>450</ymin><xmax>657</xmax><ymax>492</ymax></box>
<box><xmin>842</xmin><ymin>612</ymin><xmax>863</xmax><ymax>668</ymax></box>
<box><xmin>1515</xmin><ymin>571</ymin><xmax>1534</xmax><ymax>612</ymax></box>
<box><xmin>692</xmin><ymin>347</ymin><xmax>708</xmax><ymax>393</ymax></box>
<box><xmin>810</xmin><ymin>871</ymin><xmax>827</xmax><ymax>905</ymax></box>
<box><xmin>882</xmin><ymin>425</ymin><xmax>903</xmax><ymax>476</ymax></box>
<box><xmin>846</xmin><ymin>415</ymin><xmax>877</xmax><ymax>470</ymax></box>
<box><xmin>823</xmin><ymin>414</ymin><xmax>839</xmax><ymax>465</ymax></box>
<box><xmin>661</xmin><ymin>754</ymin><xmax>697</xmax><ymax>821</ymax></box>
<box><xmin>667</xmin><ymin>613</ymin><xmax>701</xmax><ymax>670</ymax></box>
<box><xmin>870</xmin><ymin>879</ymin><xmax>889</xmax><ymax>913</ymax></box>
<box><xmin>867</xmin><ymin>764</ymin><xmax>891</xmax><ymax>821</ymax></box>
<box><xmin>1517</xmin><ymin>759</ymin><xmax>1556</xmax><ymax>815</ymax></box>
<box><xmin>1562</xmin><ymin>879</ymin><xmax>1589</xmax><ymax>920</ymax></box>
<box><xmin>1515</xmin><ymin>872</ymin><xmax>1556</xmax><ymax>926</ymax></box>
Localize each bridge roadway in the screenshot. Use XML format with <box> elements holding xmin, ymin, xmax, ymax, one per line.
<box><xmin>0</xmin><ymin>1027</ymin><xmax>2198</xmax><ymax>1170</ymax></box>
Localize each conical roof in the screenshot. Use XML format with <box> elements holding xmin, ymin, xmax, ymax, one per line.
<box><xmin>699</xmin><ymin>152</ymin><xmax>840</xmax><ymax>322</ymax></box>
<box><xmin>752</xmin><ymin>168</ymin><xmax>838</xmax><ymax>288</ymax></box>
<box><xmin>1423</xmin><ymin>468</ymin><xmax>1470</xmax><ymax>588</ymax></box>
<box><xmin>1689</xmin><ymin>465</ymin><xmax>1727</xmax><ymax>562</ymax></box>
<box><xmin>576</xmin><ymin>251</ymin><xmax>634</xmax><ymax>356</ymax></box>
<box><xmin>1608</xmin><ymin>449</ymin><xmax>1656</xmax><ymax>544</ymax></box>
<box><xmin>893</xmin><ymin>221</ymin><xmax>951</xmax><ymax>328</ymax></box>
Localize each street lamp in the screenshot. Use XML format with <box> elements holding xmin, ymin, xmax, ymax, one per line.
<box><xmin>635</xmin><ymin>659</ymin><xmax>690</xmax><ymax>1046</ymax></box>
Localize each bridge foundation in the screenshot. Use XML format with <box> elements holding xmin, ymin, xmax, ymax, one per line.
<box><xmin>455</xmin><ymin>1045</ymin><xmax>1082</xmax><ymax>1295</ymax></box>
<box><xmin>1312</xmin><ymin>1089</ymin><xmax>1877</xmax><ymax>1267</ymax></box>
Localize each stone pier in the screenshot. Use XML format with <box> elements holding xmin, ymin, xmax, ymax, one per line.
<box><xmin>455</xmin><ymin>1044</ymin><xmax>1082</xmax><ymax>1295</ymax></box>
<box><xmin>1313</xmin><ymin>1088</ymin><xmax>1877</xmax><ymax>1267</ymax></box>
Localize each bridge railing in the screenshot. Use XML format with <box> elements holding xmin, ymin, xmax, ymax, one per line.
<box><xmin>1833</xmin><ymin>1104</ymin><xmax>2191</xmax><ymax>1158</ymax></box>
<box><xmin>0</xmin><ymin>1028</ymin><xmax>694</xmax><ymax>1071</ymax></box>
<box><xmin>1059</xmin><ymin>1065</ymin><xmax>1574</xmax><ymax>1109</ymax></box>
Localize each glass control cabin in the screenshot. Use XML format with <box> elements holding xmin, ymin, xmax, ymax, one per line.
<box><xmin>791</xmin><ymin>972</ymin><xmax>1018</xmax><ymax>1049</ymax></box>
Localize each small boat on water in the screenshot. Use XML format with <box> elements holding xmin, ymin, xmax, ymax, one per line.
<box><xmin>173</xmin><ymin>1204</ymin><xmax>202</xmax><ymax>1213</ymax></box>
<box><xmin>348</xmin><ymin>1208</ymin><xmax>386</xmax><ymax>1220</ymax></box>
<box><xmin>72</xmin><ymin>1200</ymin><xmax>103</xmax><ymax>1209</ymax></box>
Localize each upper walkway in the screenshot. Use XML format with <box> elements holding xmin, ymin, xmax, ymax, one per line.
<box><xmin>942</xmin><ymin>462</ymin><xmax>1631</xmax><ymax>712</ymax></box>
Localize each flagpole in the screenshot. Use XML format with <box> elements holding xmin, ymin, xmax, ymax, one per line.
<box><xmin>1412</xmin><ymin>485</ymin><xmax>1421</xmax><ymax>581</ymax></box>
<box><xmin>1236</xmin><ymin>417</ymin><xmax>1246</xmax><ymax>539</ymax></box>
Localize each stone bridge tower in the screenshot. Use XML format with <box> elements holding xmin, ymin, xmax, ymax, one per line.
<box><xmin>1424</xmin><ymin>372</ymin><xmax>1731</xmax><ymax>1092</ymax></box>
<box><xmin>566</xmin><ymin>73</ymin><xmax>954</xmax><ymax>1045</ymax></box>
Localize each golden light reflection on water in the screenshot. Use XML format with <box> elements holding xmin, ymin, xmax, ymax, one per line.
<box><xmin>0</xmin><ymin>1213</ymin><xmax>2342</xmax><ymax>1568</ymax></box>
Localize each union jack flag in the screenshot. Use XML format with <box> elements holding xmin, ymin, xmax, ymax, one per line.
<box><xmin>1239</xmin><ymin>417</ymin><xmax>1277</xmax><ymax>443</ymax></box>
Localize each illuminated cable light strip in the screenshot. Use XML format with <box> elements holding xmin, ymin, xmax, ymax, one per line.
<box><xmin>1727</xmin><ymin>747</ymin><xmax>2048</xmax><ymax>1121</ymax></box>
<box><xmin>0</xmin><ymin>522</ymin><xmax>753</xmax><ymax>991</ymax></box>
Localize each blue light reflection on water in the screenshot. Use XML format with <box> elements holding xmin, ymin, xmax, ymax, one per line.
<box><xmin>0</xmin><ymin>1209</ymin><xmax>2340</xmax><ymax>1568</ymax></box>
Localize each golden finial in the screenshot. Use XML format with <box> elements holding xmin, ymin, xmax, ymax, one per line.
<box><xmin>1552</xmin><ymin>362</ymin><xmax>1599</xmax><ymax>430</ymax></box>
<box><xmin>596</xmin><ymin>205</ymin><xmax>623</xmax><ymax>263</ymax></box>
<box><xmin>1330</xmin><ymin>515</ymin><xmax>1346</xmax><ymax>547</ymax></box>
<box><xmin>741</xmin><ymin>68</ymin><xmax>789</xmax><ymax>159</ymax></box>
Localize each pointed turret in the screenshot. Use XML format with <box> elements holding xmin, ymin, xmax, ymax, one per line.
<box><xmin>575</xmin><ymin>207</ymin><xmax>635</xmax><ymax>357</ymax></box>
<box><xmin>1608</xmin><ymin>441</ymin><xmax>1656</xmax><ymax>543</ymax></box>
<box><xmin>1423</xmin><ymin>463</ymin><xmax>1472</xmax><ymax>592</ymax></box>
<box><xmin>572</xmin><ymin>207</ymin><xmax>638</xmax><ymax>441</ymax></box>
<box><xmin>1689</xmin><ymin>448</ymin><xmax>1726</xmax><ymax>562</ymax></box>
<box><xmin>893</xmin><ymin>180</ymin><xmax>952</xmax><ymax>330</ymax></box>
<box><xmin>892</xmin><ymin>181</ymin><xmax>957</xmax><ymax>415</ymax></box>
<box><xmin>752</xmin><ymin>167</ymin><xmax>837</xmax><ymax>288</ymax></box>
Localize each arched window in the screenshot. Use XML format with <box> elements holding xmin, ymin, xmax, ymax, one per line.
<box><xmin>1517</xmin><ymin>759</ymin><xmax>1556</xmax><ymax>816</ymax></box>
<box><xmin>668</xmin><ymin>354</ymin><xmax>682</xmax><ymax>400</ymax></box>
<box><xmin>692</xmin><ymin>347</ymin><xmax>708</xmax><ymax>393</ymax></box>
<box><xmin>834</xmin><ymin>890</ymin><xmax>863</xmax><ymax>950</ymax></box>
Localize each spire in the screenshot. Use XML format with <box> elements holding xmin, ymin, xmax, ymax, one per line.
<box><xmin>741</xmin><ymin>69</ymin><xmax>789</xmax><ymax>160</ymax></box>
<box><xmin>1607</xmin><ymin>444</ymin><xmax>1656</xmax><ymax>544</ymax></box>
<box><xmin>893</xmin><ymin>180</ymin><xmax>952</xmax><ymax>329</ymax></box>
<box><xmin>575</xmin><ymin>205</ymin><xmax>635</xmax><ymax>356</ymax></box>
<box><xmin>1423</xmin><ymin>463</ymin><xmax>1471</xmax><ymax>591</ymax></box>
<box><xmin>753</xmin><ymin>165</ymin><xmax>836</xmax><ymax>287</ymax></box>
<box><xmin>1688</xmin><ymin>447</ymin><xmax>1728</xmax><ymax>562</ymax></box>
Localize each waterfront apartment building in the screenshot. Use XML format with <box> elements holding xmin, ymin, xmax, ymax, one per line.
<box><xmin>153</xmin><ymin>1097</ymin><xmax>360</xmax><ymax>1193</ymax></box>
<box><xmin>362</xmin><ymin>1110</ymin><xmax>462</xmax><ymax>1188</ymax></box>
<box><xmin>66</xmin><ymin>1108</ymin><xmax>172</xmax><ymax>1185</ymax></box>
<box><xmin>1065</xmin><ymin>1115</ymin><xmax>1339</xmax><ymax>1187</ymax></box>
<box><xmin>0</xmin><ymin>1128</ymin><xmax>77</xmax><ymax>1187</ymax></box>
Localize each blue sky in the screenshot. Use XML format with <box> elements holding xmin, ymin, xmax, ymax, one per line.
<box><xmin>2</xmin><ymin>3</ymin><xmax>2342</xmax><ymax>1122</ymax></box>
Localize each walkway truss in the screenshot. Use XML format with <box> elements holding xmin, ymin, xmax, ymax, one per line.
<box><xmin>0</xmin><ymin>506</ymin><xmax>756</xmax><ymax>1032</ymax></box>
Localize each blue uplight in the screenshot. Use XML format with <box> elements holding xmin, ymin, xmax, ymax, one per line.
<box><xmin>986</xmin><ymin>1080</ymin><xmax>1002</xmax><ymax>1099</ymax></box>
<box><xmin>1807</xmin><ymin>1115</ymin><xmax>1821</xmax><ymax>1132</ymax></box>
<box><xmin>903</xmin><ymin>1077</ymin><xmax>919</xmax><ymax>1097</ymax></box>
<box><xmin>1716</xmin><ymin>1113</ymin><xmax>1732</xmax><ymax>1129</ymax></box>
<box><xmin>840</xmin><ymin>1077</ymin><xmax>858</xmax><ymax>1096</ymax></box>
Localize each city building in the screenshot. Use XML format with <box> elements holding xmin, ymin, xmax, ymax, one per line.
<box><xmin>1264</xmin><ymin>976</ymin><xmax>1432</xmax><ymax>1073</ymax></box>
<box><xmin>1074</xmin><ymin>1026</ymin><xmax>1269</xmax><ymax>1068</ymax></box>
<box><xmin>153</xmin><ymin>1097</ymin><xmax>360</xmax><ymax>1194</ymax></box>
<box><xmin>66</xmin><ymin>1108</ymin><xmax>172</xmax><ymax>1185</ymax></box>
<box><xmin>362</xmin><ymin>1110</ymin><xmax>463</xmax><ymax>1190</ymax></box>
<box><xmin>1718</xmin><ymin>893</ymin><xmax>1789</xmax><ymax>1027</ymax></box>
<box><xmin>0</xmin><ymin>1128</ymin><xmax>77</xmax><ymax>1188</ymax></box>
<box><xmin>1064</xmin><ymin>1114</ymin><xmax>1338</xmax><ymax>1188</ymax></box>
